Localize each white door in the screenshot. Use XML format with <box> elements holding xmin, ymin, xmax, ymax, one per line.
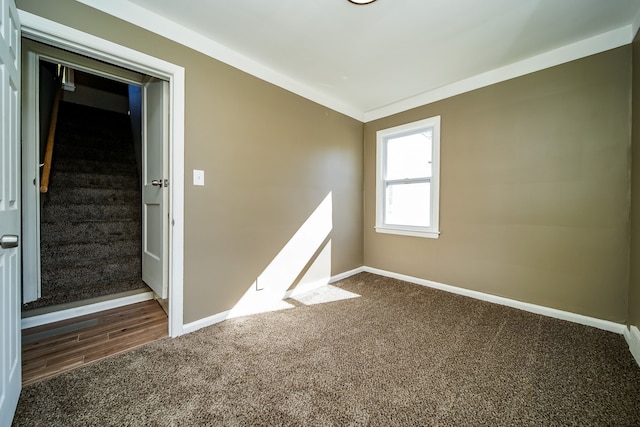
<box><xmin>20</xmin><ymin>49</ymin><xmax>40</xmax><ymax>304</ymax></box>
<box><xmin>141</xmin><ymin>79</ymin><xmax>168</xmax><ymax>299</ymax></box>
<box><xmin>0</xmin><ymin>0</ymin><xmax>21</xmax><ymax>424</ymax></box>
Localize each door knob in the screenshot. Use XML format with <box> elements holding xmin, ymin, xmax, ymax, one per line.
<box><xmin>0</xmin><ymin>234</ymin><xmax>19</xmax><ymax>249</ymax></box>
<box><xmin>151</xmin><ymin>179</ymin><xmax>168</xmax><ymax>187</ymax></box>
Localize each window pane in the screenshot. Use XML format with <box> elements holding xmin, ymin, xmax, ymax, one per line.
<box><xmin>385</xmin><ymin>129</ymin><xmax>432</xmax><ymax>180</ymax></box>
<box><xmin>385</xmin><ymin>182</ymin><xmax>431</xmax><ymax>227</ymax></box>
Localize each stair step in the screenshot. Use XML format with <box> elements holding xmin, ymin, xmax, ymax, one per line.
<box><xmin>40</xmin><ymin>219</ymin><xmax>140</xmax><ymax>244</ymax></box>
<box><xmin>40</xmin><ymin>221</ymin><xmax>140</xmax><ymax>244</ymax></box>
<box><xmin>42</xmin><ymin>203</ymin><xmax>140</xmax><ymax>223</ymax></box>
<box><xmin>28</xmin><ymin>277</ymin><xmax>148</xmax><ymax>310</ymax></box>
<box><xmin>41</xmin><ymin>239</ymin><xmax>141</xmax><ymax>266</ymax></box>
<box><xmin>41</xmin><ymin>256</ymin><xmax>141</xmax><ymax>289</ymax></box>
<box><xmin>55</xmin><ymin>130</ymin><xmax>133</xmax><ymax>149</ymax></box>
<box><xmin>53</xmin><ymin>158</ymin><xmax>137</xmax><ymax>175</ymax></box>
<box><xmin>46</xmin><ymin>187</ymin><xmax>140</xmax><ymax>205</ymax></box>
<box><xmin>49</xmin><ymin>171</ymin><xmax>139</xmax><ymax>189</ymax></box>
<box><xmin>54</xmin><ymin>143</ymin><xmax>136</xmax><ymax>162</ymax></box>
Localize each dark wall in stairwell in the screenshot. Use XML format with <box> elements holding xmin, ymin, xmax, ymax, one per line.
<box><xmin>62</xmin><ymin>69</ymin><xmax>130</xmax><ymax>114</ymax></box>
<box><xmin>38</xmin><ymin>61</ymin><xmax>57</xmax><ymax>161</ymax></box>
<box><xmin>128</xmin><ymin>85</ymin><xmax>143</xmax><ymax>183</ymax></box>
<box><xmin>16</xmin><ymin>0</ymin><xmax>365</xmax><ymax>324</ymax></box>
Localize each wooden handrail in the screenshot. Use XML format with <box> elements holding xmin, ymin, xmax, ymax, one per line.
<box><xmin>40</xmin><ymin>83</ymin><xmax>63</xmax><ymax>193</ymax></box>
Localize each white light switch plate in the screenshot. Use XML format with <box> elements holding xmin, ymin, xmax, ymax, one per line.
<box><xmin>193</xmin><ymin>169</ymin><xmax>205</xmax><ymax>186</ymax></box>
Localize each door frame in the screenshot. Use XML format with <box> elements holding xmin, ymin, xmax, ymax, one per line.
<box><xmin>21</xmin><ymin>39</ymin><xmax>149</xmax><ymax>305</ymax></box>
<box><xmin>20</xmin><ymin>10</ymin><xmax>185</xmax><ymax>337</ymax></box>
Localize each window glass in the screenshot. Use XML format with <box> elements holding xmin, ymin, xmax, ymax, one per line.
<box><xmin>375</xmin><ymin>115</ymin><xmax>440</xmax><ymax>239</ymax></box>
<box><xmin>385</xmin><ymin>129</ymin><xmax>432</xmax><ymax>180</ymax></box>
<box><xmin>385</xmin><ymin>182</ymin><xmax>431</xmax><ymax>227</ymax></box>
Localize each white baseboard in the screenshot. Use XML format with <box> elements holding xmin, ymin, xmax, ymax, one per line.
<box><xmin>624</xmin><ymin>325</ymin><xmax>640</xmax><ymax>367</ymax></box>
<box><xmin>329</xmin><ymin>266</ymin><xmax>365</xmax><ymax>283</ymax></box>
<box><xmin>182</xmin><ymin>267</ymin><xmax>365</xmax><ymax>335</ymax></box>
<box><xmin>21</xmin><ymin>291</ymin><xmax>155</xmax><ymax>329</ymax></box>
<box><xmin>283</xmin><ymin>266</ymin><xmax>366</xmax><ymax>300</ymax></box>
<box><xmin>182</xmin><ymin>309</ymin><xmax>231</xmax><ymax>335</ymax></box>
<box><xmin>183</xmin><ymin>264</ymin><xmax>633</xmax><ymax>364</ymax></box>
<box><xmin>363</xmin><ymin>266</ymin><xmax>626</xmax><ymax>335</ymax></box>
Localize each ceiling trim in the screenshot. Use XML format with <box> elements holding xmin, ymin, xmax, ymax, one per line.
<box><xmin>74</xmin><ymin>0</ymin><xmax>634</xmax><ymax>124</ymax></box>
<box><xmin>364</xmin><ymin>25</ymin><xmax>634</xmax><ymax>122</ymax></box>
<box><xmin>73</xmin><ymin>0</ymin><xmax>364</xmax><ymax>121</ymax></box>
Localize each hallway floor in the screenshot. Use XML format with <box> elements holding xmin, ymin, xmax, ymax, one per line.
<box><xmin>21</xmin><ymin>299</ymin><xmax>167</xmax><ymax>386</ymax></box>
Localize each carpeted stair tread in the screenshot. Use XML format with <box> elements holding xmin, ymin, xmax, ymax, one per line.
<box><xmin>53</xmin><ymin>132</ymin><xmax>133</xmax><ymax>149</ymax></box>
<box><xmin>49</xmin><ymin>171</ymin><xmax>139</xmax><ymax>189</ymax></box>
<box><xmin>54</xmin><ymin>142</ymin><xmax>136</xmax><ymax>161</ymax></box>
<box><xmin>42</xmin><ymin>203</ymin><xmax>140</xmax><ymax>223</ymax></box>
<box><xmin>45</xmin><ymin>187</ymin><xmax>140</xmax><ymax>205</ymax></box>
<box><xmin>41</xmin><ymin>256</ymin><xmax>141</xmax><ymax>289</ymax></box>
<box><xmin>22</xmin><ymin>277</ymin><xmax>148</xmax><ymax>311</ymax></box>
<box><xmin>40</xmin><ymin>239</ymin><xmax>141</xmax><ymax>265</ymax></box>
<box><xmin>40</xmin><ymin>219</ymin><xmax>140</xmax><ymax>243</ymax></box>
<box><xmin>41</xmin><ymin>253</ymin><xmax>140</xmax><ymax>271</ymax></box>
<box><xmin>53</xmin><ymin>158</ymin><xmax>138</xmax><ymax>174</ymax></box>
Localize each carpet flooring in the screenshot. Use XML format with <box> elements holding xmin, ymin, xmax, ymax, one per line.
<box><xmin>12</xmin><ymin>273</ymin><xmax>640</xmax><ymax>426</ymax></box>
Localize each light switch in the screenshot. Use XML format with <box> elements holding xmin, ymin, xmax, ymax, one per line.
<box><xmin>193</xmin><ymin>169</ymin><xmax>205</xmax><ymax>186</ymax></box>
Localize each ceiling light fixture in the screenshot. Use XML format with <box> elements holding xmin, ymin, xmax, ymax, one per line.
<box><xmin>348</xmin><ymin>0</ymin><xmax>377</xmax><ymax>4</ymax></box>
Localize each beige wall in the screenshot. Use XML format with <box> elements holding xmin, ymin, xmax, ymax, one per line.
<box><xmin>364</xmin><ymin>47</ymin><xmax>632</xmax><ymax>322</ymax></box>
<box><xmin>17</xmin><ymin>0</ymin><xmax>364</xmax><ymax>323</ymax></box>
<box><xmin>17</xmin><ymin>0</ymin><xmax>636</xmax><ymax>326</ymax></box>
<box><xmin>630</xmin><ymin>32</ymin><xmax>640</xmax><ymax>329</ymax></box>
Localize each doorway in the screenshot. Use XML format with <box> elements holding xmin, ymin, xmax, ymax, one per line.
<box><xmin>0</xmin><ymin>9</ymin><xmax>185</xmax><ymax>423</ymax></box>
<box><xmin>20</xmin><ymin>38</ymin><xmax>170</xmax><ymax>325</ymax></box>
<box><xmin>19</xmin><ymin>11</ymin><xmax>185</xmax><ymax>339</ymax></box>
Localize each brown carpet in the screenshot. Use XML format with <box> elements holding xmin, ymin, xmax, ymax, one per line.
<box><xmin>12</xmin><ymin>273</ymin><xmax>640</xmax><ymax>426</ymax></box>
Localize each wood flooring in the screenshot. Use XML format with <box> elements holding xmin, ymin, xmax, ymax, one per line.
<box><xmin>22</xmin><ymin>299</ymin><xmax>167</xmax><ymax>386</ymax></box>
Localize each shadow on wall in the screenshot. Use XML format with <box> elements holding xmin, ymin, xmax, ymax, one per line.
<box><xmin>227</xmin><ymin>192</ymin><xmax>358</xmax><ymax>318</ymax></box>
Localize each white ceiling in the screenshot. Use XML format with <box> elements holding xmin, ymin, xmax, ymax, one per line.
<box><xmin>83</xmin><ymin>0</ymin><xmax>640</xmax><ymax>121</ymax></box>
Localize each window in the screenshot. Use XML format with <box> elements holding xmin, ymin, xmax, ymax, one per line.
<box><xmin>376</xmin><ymin>116</ymin><xmax>440</xmax><ymax>239</ymax></box>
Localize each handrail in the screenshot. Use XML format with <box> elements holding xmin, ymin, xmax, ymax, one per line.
<box><xmin>40</xmin><ymin>83</ymin><xmax>63</xmax><ymax>193</ymax></box>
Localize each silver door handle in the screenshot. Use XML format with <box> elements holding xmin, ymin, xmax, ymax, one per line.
<box><xmin>0</xmin><ymin>235</ymin><xmax>19</xmax><ymax>249</ymax></box>
<box><xmin>151</xmin><ymin>179</ymin><xmax>168</xmax><ymax>187</ymax></box>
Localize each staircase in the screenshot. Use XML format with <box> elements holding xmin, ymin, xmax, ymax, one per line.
<box><xmin>23</xmin><ymin>102</ymin><xmax>148</xmax><ymax>311</ymax></box>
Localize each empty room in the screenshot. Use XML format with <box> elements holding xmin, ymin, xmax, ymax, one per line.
<box><xmin>2</xmin><ymin>0</ymin><xmax>640</xmax><ymax>425</ymax></box>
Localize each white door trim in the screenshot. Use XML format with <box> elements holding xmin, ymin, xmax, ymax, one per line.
<box><xmin>19</xmin><ymin>10</ymin><xmax>185</xmax><ymax>337</ymax></box>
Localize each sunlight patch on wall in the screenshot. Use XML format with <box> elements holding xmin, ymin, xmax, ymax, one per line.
<box><xmin>286</xmin><ymin>239</ymin><xmax>332</xmax><ymax>299</ymax></box>
<box><xmin>228</xmin><ymin>193</ymin><xmax>333</xmax><ymax>318</ymax></box>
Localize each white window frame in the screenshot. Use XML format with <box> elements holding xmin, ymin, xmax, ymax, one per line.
<box><xmin>375</xmin><ymin>115</ymin><xmax>441</xmax><ymax>239</ymax></box>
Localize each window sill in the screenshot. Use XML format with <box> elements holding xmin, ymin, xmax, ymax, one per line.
<box><xmin>375</xmin><ymin>226</ymin><xmax>440</xmax><ymax>239</ymax></box>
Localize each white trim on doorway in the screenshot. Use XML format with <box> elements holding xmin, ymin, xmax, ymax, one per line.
<box><xmin>21</xmin><ymin>291</ymin><xmax>155</xmax><ymax>329</ymax></box>
<box><xmin>19</xmin><ymin>10</ymin><xmax>186</xmax><ymax>338</ymax></box>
